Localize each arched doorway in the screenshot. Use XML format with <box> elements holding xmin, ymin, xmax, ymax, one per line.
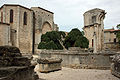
<box><xmin>42</xmin><ymin>22</ymin><xmax>52</xmax><ymax>34</ymax></box>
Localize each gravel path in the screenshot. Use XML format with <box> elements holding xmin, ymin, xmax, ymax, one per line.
<box><xmin>35</xmin><ymin>66</ymin><xmax>119</xmax><ymax>80</ymax></box>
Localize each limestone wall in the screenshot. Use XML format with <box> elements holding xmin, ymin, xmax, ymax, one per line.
<box><xmin>0</xmin><ymin>23</ymin><xmax>10</xmax><ymax>46</ymax></box>
<box><xmin>0</xmin><ymin>5</ymin><xmax>34</xmax><ymax>53</ymax></box>
<box><xmin>104</xmin><ymin>31</ymin><xmax>117</xmax><ymax>43</ymax></box>
<box><xmin>36</xmin><ymin>49</ymin><xmax>115</xmax><ymax>69</ymax></box>
<box><xmin>31</xmin><ymin>7</ymin><xmax>54</xmax><ymax>51</ymax></box>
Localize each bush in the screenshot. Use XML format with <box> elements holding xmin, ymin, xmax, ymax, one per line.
<box><xmin>64</xmin><ymin>28</ymin><xmax>89</xmax><ymax>49</ymax></box>
<box><xmin>38</xmin><ymin>31</ymin><xmax>65</xmax><ymax>50</ymax></box>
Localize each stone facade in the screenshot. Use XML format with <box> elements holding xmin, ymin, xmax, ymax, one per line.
<box><xmin>0</xmin><ymin>22</ymin><xmax>10</xmax><ymax>46</ymax></box>
<box><xmin>83</xmin><ymin>8</ymin><xmax>106</xmax><ymax>53</ymax></box>
<box><xmin>104</xmin><ymin>28</ymin><xmax>120</xmax><ymax>50</ymax></box>
<box><xmin>0</xmin><ymin>4</ymin><xmax>34</xmax><ymax>53</ymax></box>
<box><xmin>0</xmin><ymin>4</ymin><xmax>58</xmax><ymax>54</ymax></box>
<box><xmin>31</xmin><ymin>7</ymin><xmax>56</xmax><ymax>50</ymax></box>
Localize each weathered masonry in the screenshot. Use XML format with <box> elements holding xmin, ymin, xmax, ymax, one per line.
<box><xmin>0</xmin><ymin>4</ymin><xmax>58</xmax><ymax>54</ymax></box>
<box><xmin>83</xmin><ymin>8</ymin><xmax>106</xmax><ymax>53</ymax></box>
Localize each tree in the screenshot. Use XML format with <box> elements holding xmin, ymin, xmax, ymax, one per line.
<box><xmin>116</xmin><ymin>31</ymin><xmax>120</xmax><ymax>44</ymax></box>
<box><xmin>117</xmin><ymin>24</ymin><xmax>120</xmax><ymax>29</ymax></box>
<box><xmin>116</xmin><ymin>24</ymin><xmax>120</xmax><ymax>45</ymax></box>
<box><xmin>38</xmin><ymin>31</ymin><xmax>66</xmax><ymax>50</ymax></box>
<box><xmin>63</xmin><ymin>28</ymin><xmax>89</xmax><ymax>49</ymax></box>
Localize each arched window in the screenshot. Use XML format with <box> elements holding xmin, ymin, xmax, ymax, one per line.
<box><xmin>24</xmin><ymin>12</ymin><xmax>27</xmax><ymax>25</ymax></box>
<box><xmin>10</xmin><ymin>9</ymin><xmax>13</xmax><ymax>23</ymax></box>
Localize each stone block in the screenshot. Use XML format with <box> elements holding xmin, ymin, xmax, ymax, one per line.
<box><xmin>37</xmin><ymin>58</ymin><xmax>62</xmax><ymax>73</ymax></box>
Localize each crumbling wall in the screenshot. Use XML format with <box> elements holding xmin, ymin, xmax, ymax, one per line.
<box><xmin>37</xmin><ymin>49</ymin><xmax>116</xmax><ymax>69</ymax></box>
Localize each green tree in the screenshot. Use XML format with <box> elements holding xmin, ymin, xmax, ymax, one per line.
<box><xmin>117</xmin><ymin>24</ymin><xmax>120</xmax><ymax>29</ymax></box>
<box><xmin>64</xmin><ymin>28</ymin><xmax>89</xmax><ymax>49</ymax></box>
<box><xmin>38</xmin><ymin>31</ymin><xmax>66</xmax><ymax>50</ymax></box>
<box><xmin>116</xmin><ymin>24</ymin><xmax>120</xmax><ymax>45</ymax></box>
<box><xmin>116</xmin><ymin>31</ymin><xmax>120</xmax><ymax>44</ymax></box>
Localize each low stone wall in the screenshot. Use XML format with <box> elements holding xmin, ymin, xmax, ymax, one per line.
<box><xmin>37</xmin><ymin>49</ymin><xmax>116</xmax><ymax>69</ymax></box>
<box><xmin>37</xmin><ymin>58</ymin><xmax>62</xmax><ymax>73</ymax></box>
<box><xmin>111</xmin><ymin>54</ymin><xmax>120</xmax><ymax>78</ymax></box>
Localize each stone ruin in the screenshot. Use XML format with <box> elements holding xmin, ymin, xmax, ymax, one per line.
<box><xmin>111</xmin><ymin>54</ymin><xmax>120</xmax><ymax>78</ymax></box>
<box><xmin>37</xmin><ymin>58</ymin><xmax>62</xmax><ymax>73</ymax></box>
<box><xmin>0</xmin><ymin>46</ymin><xmax>39</xmax><ymax>80</ymax></box>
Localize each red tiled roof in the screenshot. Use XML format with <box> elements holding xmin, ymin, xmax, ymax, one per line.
<box><xmin>104</xmin><ymin>28</ymin><xmax>120</xmax><ymax>32</ymax></box>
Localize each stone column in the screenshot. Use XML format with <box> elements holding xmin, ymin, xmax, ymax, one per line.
<box><xmin>93</xmin><ymin>25</ymin><xmax>97</xmax><ymax>53</ymax></box>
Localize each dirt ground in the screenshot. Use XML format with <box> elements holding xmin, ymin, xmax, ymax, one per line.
<box><xmin>35</xmin><ymin>66</ymin><xmax>119</xmax><ymax>80</ymax></box>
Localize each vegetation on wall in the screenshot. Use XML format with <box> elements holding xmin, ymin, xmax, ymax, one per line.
<box><xmin>38</xmin><ymin>28</ymin><xmax>89</xmax><ymax>50</ymax></box>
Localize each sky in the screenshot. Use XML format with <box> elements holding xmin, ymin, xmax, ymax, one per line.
<box><xmin>0</xmin><ymin>0</ymin><xmax>120</xmax><ymax>32</ymax></box>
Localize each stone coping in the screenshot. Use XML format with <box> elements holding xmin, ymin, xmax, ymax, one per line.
<box><xmin>37</xmin><ymin>58</ymin><xmax>62</xmax><ymax>64</ymax></box>
<box><xmin>40</xmin><ymin>51</ymin><xmax>116</xmax><ymax>55</ymax></box>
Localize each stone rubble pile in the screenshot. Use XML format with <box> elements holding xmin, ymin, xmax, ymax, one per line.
<box><xmin>0</xmin><ymin>46</ymin><xmax>39</xmax><ymax>80</ymax></box>
<box><xmin>111</xmin><ymin>54</ymin><xmax>120</xmax><ymax>78</ymax></box>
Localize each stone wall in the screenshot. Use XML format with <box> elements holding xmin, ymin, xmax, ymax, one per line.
<box><xmin>104</xmin><ymin>43</ymin><xmax>119</xmax><ymax>50</ymax></box>
<box><xmin>0</xmin><ymin>23</ymin><xmax>10</xmax><ymax>46</ymax></box>
<box><xmin>0</xmin><ymin>4</ymin><xmax>34</xmax><ymax>54</ymax></box>
<box><xmin>36</xmin><ymin>49</ymin><xmax>116</xmax><ymax>69</ymax></box>
<box><xmin>31</xmin><ymin>7</ymin><xmax>54</xmax><ymax>51</ymax></box>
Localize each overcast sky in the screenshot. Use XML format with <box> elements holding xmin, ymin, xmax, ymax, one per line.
<box><xmin>0</xmin><ymin>0</ymin><xmax>120</xmax><ymax>32</ymax></box>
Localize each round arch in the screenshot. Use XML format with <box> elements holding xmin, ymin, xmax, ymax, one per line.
<box><xmin>42</xmin><ymin>21</ymin><xmax>52</xmax><ymax>34</ymax></box>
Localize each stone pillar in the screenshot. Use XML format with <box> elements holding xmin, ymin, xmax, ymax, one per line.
<box><xmin>93</xmin><ymin>26</ymin><xmax>97</xmax><ymax>53</ymax></box>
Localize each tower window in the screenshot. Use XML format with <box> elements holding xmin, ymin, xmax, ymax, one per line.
<box><xmin>10</xmin><ymin>9</ymin><xmax>13</xmax><ymax>23</ymax></box>
<box><xmin>92</xmin><ymin>16</ymin><xmax>96</xmax><ymax>23</ymax></box>
<box><xmin>24</xmin><ymin>12</ymin><xmax>27</xmax><ymax>25</ymax></box>
<box><xmin>114</xmin><ymin>38</ymin><xmax>116</xmax><ymax>43</ymax></box>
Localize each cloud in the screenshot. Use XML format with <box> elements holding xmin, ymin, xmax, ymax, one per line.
<box><xmin>0</xmin><ymin>0</ymin><xmax>120</xmax><ymax>31</ymax></box>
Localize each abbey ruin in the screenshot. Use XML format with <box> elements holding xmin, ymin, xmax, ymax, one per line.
<box><xmin>0</xmin><ymin>4</ymin><xmax>58</xmax><ymax>54</ymax></box>
<box><xmin>83</xmin><ymin>8</ymin><xmax>106</xmax><ymax>53</ymax></box>
<box><xmin>0</xmin><ymin>3</ymin><xmax>120</xmax><ymax>80</ymax></box>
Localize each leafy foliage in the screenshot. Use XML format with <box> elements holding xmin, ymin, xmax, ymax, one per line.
<box><xmin>117</xmin><ymin>24</ymin><xmax>120</xmax><ymax>30</ymax></box>
<box><xmin>38</xmin><ymin>31</ymin><xmax>65</xmax><ymax>50</ymax></box>
<box><xmin>64</xmin><ymin>28</ymin><xmax>89</xmax><ymax>49</ymax></box>
<box><xmin>38</xmin><ymin>28</ymin><xmax>89</xmax><ymax>50</ymax></box>
<box><xmin>116</xmin><ymin>31</ymin><xmax>120</xmax><ymax>44</ymax></box>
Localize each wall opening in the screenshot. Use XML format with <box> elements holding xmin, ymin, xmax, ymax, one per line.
<box><xmin>10</xmin><ymin>9</ymin><xmax>13</xmax><ymax>23</ymax></box>
<box><xmin>42</xmin><ymin>22</ymin><xmax>52</xmax><ymax>34</ymax></box>
<box><xmin>23</xmin><ymin>12</ymin><xmax>27</xmax><ymax>25</ymax></box>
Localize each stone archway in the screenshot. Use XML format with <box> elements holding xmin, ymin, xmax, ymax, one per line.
<box><xmin>42</xmin><ymin>22</ymin><xmax>52</xmax><ymax>34</ymax></box>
